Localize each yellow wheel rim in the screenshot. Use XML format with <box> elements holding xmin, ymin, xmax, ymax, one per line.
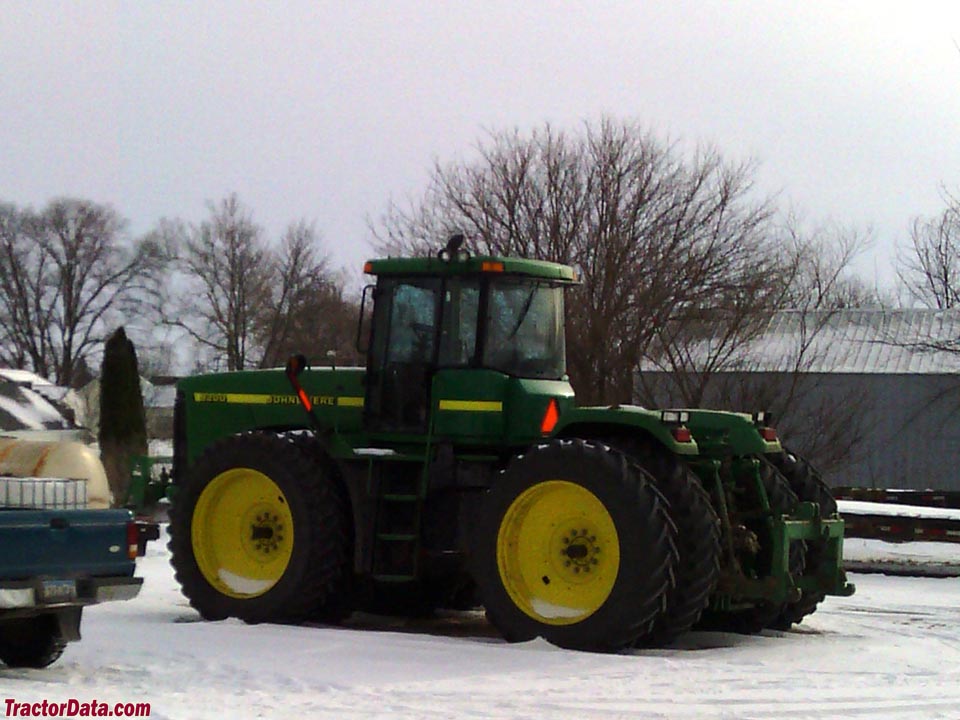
<box><xmin>191</xmin><ymin>467</ymin><xmax>294</xmax><ymax>599</ymax></box>
<box><xmin>497</xmin><ymin>480</ymin><xmax>620</xmax><ymax>626</ymax></box>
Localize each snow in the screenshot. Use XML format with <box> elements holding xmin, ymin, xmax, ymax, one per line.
<box><xmin>147</xmin><ymin>439</ymin><xmax>173</xmax><ymax>457</ymax></box>
<box><xmin>844</xmin><ymin>538</ymin><xmax>960</xmax><ymax>577</ymax></box>
<box><xmin>217</xmin><ymin>568</ymin><xmax>275</xmax><ymax>596</ymax></box>
<box><xmin>839</xmin><ymin>500</ymin><xmax>960</xmax><ymax>520</ymax></box>
<box><xmin>0</xmin><ymin>387</ymin><xmax>66</xmax><ymax>431</ymax></box>
<box><xmin>2</xmin><ymin>529</ymin><xmax>960</xmax><ymax>719</ymax></box>
<box><xmin>0</xmin><ymin>370</ymin><xmax>54</xmax><ymax>386</ymax></box>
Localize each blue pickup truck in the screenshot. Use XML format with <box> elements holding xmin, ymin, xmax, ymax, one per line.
<box><xmin>0</xmin><ymin>442</ymin><xmax>143</xmax><ymax>668</ymax></box>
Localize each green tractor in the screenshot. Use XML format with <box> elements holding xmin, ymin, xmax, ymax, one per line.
<box><xmin>168</xmin><ymin>237</ymin><xmax>852</xmax><ymax>651</ymax></box>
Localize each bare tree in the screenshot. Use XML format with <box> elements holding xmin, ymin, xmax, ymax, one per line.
<box><xmin>0</xmin><ymin>199</ymin><xmax>163</xmax><ymax>387</ymax></box>
<box><xmin>162</xmin><ymin>194</ymin><xmax>271</xmax><ymax>372</ymax></box>
<box><xmin>256</xmin><ymin>221</ymin><xmax>362</xmax><ymax>368</ymax></box>
<box><xmin>640</xmin><ymin>218</ymin><xmax>873</xmax><ymax>406</ymax></box>
<box><xmin>897</xmin><ymin>187</ymin><xmax>960</xmax><ymax>309</ymax></box>
<box><xmin>373</xmin><ymin>119</ymin><xmax>779</xmax><ymax>404</ymax></box>
<box><xmin>160</xmin><ymin>195</ymin><xmax>353</xmax><ymax>372</ymax></box>
<box><xmin>638</xmin><ymin>218</ymin><xmax>875</xmax><ymax>472</ymax></box>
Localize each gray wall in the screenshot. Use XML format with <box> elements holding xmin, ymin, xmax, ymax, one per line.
<box><xmin>636</xmin><ymin>372</ymin><xmax>960</xmax><ymax>491</ymax></box>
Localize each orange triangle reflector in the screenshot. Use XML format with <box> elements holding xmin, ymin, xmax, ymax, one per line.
<box><xmin>540</xmin><ymin>398</ymin><xmax>560</xmax><ymax>435</ymax></box>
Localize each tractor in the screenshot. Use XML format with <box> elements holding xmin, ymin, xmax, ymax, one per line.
<box><xmin>168</xmin><ymin>237</ymin><xmax>852</xmax><ymax>651</ymax></box>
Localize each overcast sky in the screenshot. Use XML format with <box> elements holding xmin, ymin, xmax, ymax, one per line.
<box><xmin>2</xmin><ymin>1</ymin><xmax>958</xmax><ymax>289</ymax></box>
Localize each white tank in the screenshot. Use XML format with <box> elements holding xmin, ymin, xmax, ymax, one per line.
<box><xmin>0</xmin><ymin>438</ymin><xmax>112</xmax><ymax>509</ymax></box>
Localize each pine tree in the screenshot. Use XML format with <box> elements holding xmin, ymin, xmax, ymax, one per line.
<box><xmin>98</xmin><ymin>327</ymin><xmax>148</xmax><ymax>506</ymax></box>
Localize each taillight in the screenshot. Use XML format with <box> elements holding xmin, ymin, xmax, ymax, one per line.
<box><xmin>672</xmin><ymin>427</ymin><xmax>693</xmax><ymax>443</ymax></box>
<box><xmin>540</xmin><ymin>399</ymin><xmax>560</xmax><ymax>435</ymax></box>
<box><xmin>759</xmin><ymin>427</ymin><xmax>778</xmax><ymax>442</ymax></box>
<box><xmin>127</xmin><ymin>521</ymin><xmax>140</xmax><ymax>560</ymax></box>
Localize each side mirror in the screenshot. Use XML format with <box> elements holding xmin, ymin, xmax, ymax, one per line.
<box><xmin>355</xmin><ymin>283</ymin><xmax>375</xmax><ymax>354</ymax></box>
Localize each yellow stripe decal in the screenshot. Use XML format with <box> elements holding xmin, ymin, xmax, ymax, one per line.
<box><xmin>193</xmin><ymin>392</ymin><xmax>364</xmax><ymax>407</ymax></box>
<box><xmin>337</xmin><ymin>396</ymin><xmax>365</xmax><ymax>407</ymax></box>
<box><xmin>438</xmin><ymin>400</ymin><xmax>503</xmax><ymax>413</ymax></box>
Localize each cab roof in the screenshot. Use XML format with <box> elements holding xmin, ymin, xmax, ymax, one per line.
<box><xmin>363</xmin><ymin>254</ymin><xmax>578</xmax><ymax>283</ymax></box>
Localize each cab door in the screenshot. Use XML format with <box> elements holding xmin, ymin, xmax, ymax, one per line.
<box><xmin>364</xmin><ymin>277</ymin><xmax>440</xmax><ymax>433</ymax></box>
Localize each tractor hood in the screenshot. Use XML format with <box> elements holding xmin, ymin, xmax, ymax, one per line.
<box><xmin>551</xmin><ymin>404</ymin><xmax>700</xmax><ymax>456</ymax></box>
<box><xmin>672</xmin><ymin>408</ymin><xmax>782</xmax><ymax>456</ymax></box>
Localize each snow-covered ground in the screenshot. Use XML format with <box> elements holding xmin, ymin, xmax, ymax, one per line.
<box><xmin>1</xmin><ymin>530</ymin><xmax>959</xmax><ymax>719</ymax></box>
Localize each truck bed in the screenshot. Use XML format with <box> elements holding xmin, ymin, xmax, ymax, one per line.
<box><xmin>0</xmin><ymin>508</ymin><xmax>138</xmax><ymax>582</ymax></box>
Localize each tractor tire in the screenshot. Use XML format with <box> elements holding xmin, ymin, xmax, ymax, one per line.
<box><xmin>0</xmin><ymin>616</ymin><xmax>66</xmax><ymax>668</ymax></box>
<box><xmin>640</xmin><ymin>462</ymin><xmax>721</xmax><ymax>646</ymax></box>
<box><xmin>286</xmin><ymin>433</ymin><xmax>356</xmax><ymax>624</ymax></box>
<box><xmin>600</xmin><ymin>437</ymin><xmax>720</xmax><ymax>646</ymax></box>
<box><xmin>169</xmin><ymin>432</ymin><xmax>350</xmax><ymax>624</ymax></box>
<box><xmin>699</xmin><ymin>461</ymin><xmax>804</xmax><ymax>635</ymax></box>
<box><xmin>473</xmin><ymin>439</ymin><xmax>678</xmax><ymax>652</ymax></box>
<box><xmin>769</xmin><ymin>449</ymin><xmax>838</xmax><ymax>629</ymax></box>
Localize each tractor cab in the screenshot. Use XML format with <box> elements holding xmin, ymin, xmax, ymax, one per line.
<box><xmin>360</xmin><ymin>238</ymin><xmax>577</xmax><ymax>437</ymax></box>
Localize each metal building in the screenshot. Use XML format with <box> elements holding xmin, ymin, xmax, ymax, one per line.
<box><xmin>637</xmin><ymin>309</ymin><xmax>960</xmax><ymax>491</ymax></box>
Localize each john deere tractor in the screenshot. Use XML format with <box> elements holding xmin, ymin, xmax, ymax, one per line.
<box><xmin>168</xmin><ymin>237</ymin><xmax>852</xmax><ymax>651</ymax></box>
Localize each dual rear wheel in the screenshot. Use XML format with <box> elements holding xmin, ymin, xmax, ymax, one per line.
<box><xmin>475</xmin><ymin>439</ymin><xmax>680</xmax><ymax>652</ymax></box>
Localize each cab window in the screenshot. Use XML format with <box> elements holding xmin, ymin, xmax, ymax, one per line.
<box><xmin>483</xmin><ymin>279</ymin><xmax>565</xmax><ymax>379</ymax></box>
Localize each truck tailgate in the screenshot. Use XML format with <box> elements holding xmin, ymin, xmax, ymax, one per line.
<box><xmin>0</xmin><ymin>509</ymin><xmax>137</xmax><ymax>581</ymax></box>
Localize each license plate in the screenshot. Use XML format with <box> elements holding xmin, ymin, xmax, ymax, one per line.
<box><xmin>40</xmin><ymin>579</ymin><xmax>77</xmax><ymax>603</ymax></box>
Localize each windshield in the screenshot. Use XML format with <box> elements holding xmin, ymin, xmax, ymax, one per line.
<box><xmin>483</xmin><ymin>279</ymin><xmax>566</xmax><ymax>379</ymax></box>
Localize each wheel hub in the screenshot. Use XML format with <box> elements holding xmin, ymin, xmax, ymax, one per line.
<box><xmin>248</xmin><ymin>512</ymin><xmax>285</xmax><ymax>556</ymax></box>
<box><xmin>560</xmin><ymin>529</ymin><xmax>601</xmax><ymax>573</ymax></box>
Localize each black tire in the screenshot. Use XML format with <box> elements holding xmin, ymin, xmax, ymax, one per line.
<box><xmin>287</xmin><ymin>433</ymin><xmax>356</xmax><ymax>624</ymax></box>
<box><xmin>699</xmin><ymin>461</ymin><xmax>804</xmax><ymax>634</ymax></box>
<box><xmin>169</xmin><ymin>433</ymin><xmax>350</xmax><ymax>624</ymax></box>
<box><xmin>601</xmin><ymin>437</ymin><xmax>721</xmax><ymax>646</ymax></box>
<box><xmin>473</xmin><ymin>439</ymin><xmax>678</xmax><ymax>652</ymax></box>
<box><xmin>0</xmin><ymin>616</ymin><xmax>66</xmax><ymax>668</ymax></box>
<box><xmin>642</xmin><ymin>463</ymin><xmax>721</xmax><ymax>645</ymax></box>
<box><xmin>769</xmin><ymin>449</ymin><xmax>838</xmax><ymax>629</ymax></box>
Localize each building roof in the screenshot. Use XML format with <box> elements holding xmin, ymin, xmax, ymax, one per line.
<box><xmin>646</xmin><ymin>309</ymin><xmax>960</xmax><ymax>375</ymax></box>
<box><xmin>0</xmin><ymin>381</ymin><xmax>73</xmax><ymax>431</ymax></box>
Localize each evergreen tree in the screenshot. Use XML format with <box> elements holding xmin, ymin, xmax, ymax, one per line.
<box><xmin>98</xmin><ymin>327</ymin><xmax>147</xmax><ymax>505</ymax></box>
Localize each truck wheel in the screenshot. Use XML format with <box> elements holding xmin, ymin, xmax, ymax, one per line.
<box><xmin>169</xmin><ymin>433</ymin><xmax>350</xmax><ymax>624</ymax></box>
<box><xmin>699</xmin><ymin>462</ymin><xmax>804</xmax><ymax>634</ymax></box>
<box><xmin>474</xmin><ymin>439</ymin><xmax>678</xmax><ymax>652</ymax></box>
<box><xmin>0</xmin><ymin>616</ymin><xmax>66</xmax><ymax>668</ymax></box>
<box><xmin>769</xmin><ymin>450</ymin><xmax>838</xmax><ymax>629</ymax></box>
